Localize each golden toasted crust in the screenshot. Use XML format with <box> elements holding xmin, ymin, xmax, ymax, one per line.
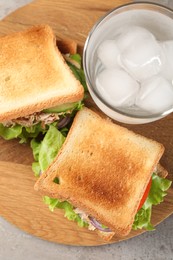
<box><xmin>0</xmin><ymin>25</ymin><xmax>84</xmax><ymax>121</ymax></box>
<box><xmin>56</xmin><ymin>39</ymin><xmax>77</xmax><ymax>54</ymax></box>
<box><xmin>97</xmin><ymin>230</ymin><xmax>115</xmax><ymax>241</ymax></box>
<box><xmin>35</xmin><ymin>107</ymin><xmax>164</xmax><ymax>237</ymax></box>
<box><xmin>156</xmin><ymin>164</ymin><xmax>168</xmax><ymax>178</ymax></box>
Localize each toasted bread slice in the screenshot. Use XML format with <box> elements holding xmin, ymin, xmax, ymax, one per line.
<box><xmin>34</xmin><ymin>107</ymin><xmax>164</xmax><ymax>237</ymax></box>
<box><xmin>0</xmin><ymin>25</ymin><xmax>84</xmax><ymax>122</ymax></box>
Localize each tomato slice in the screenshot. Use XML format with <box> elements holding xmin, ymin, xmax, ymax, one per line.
<box><xmin>137</xmin><ymin>177</ymin><xmax>152</xmax><ymax>211</ymax></box>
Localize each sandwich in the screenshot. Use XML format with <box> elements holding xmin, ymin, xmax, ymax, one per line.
<box><xmin>0</xmin><ymin>25</ymin><xmax>86</xmax><ymax>147</ymax></box>
<box><xmin>34</xmin><ymin>107</ymin><xmax>172</xmax><ymax>241</ymax></box>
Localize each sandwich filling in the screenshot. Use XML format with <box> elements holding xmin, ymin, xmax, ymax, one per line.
<box><xmin>2</xmin><ymin>100</ymin><xmax>83</xmax><ymax>128</ymax></box>
<box><xmin>1</xmin><ymin>102</ymin><xmax>81</xmax><ymax>128</ymax></box>
<box><xmin>43</xmin><ymin>172</ymin><xmax>171</xmax><ymax>234</ymax></box>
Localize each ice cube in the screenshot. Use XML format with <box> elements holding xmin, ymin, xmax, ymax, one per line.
<box><xmin>160</xmin><ymin>41</ymin><xmax>173</xmax><ymax>82</ymax></box>
<box><xmin>135</xmin><ymin>76</ymin><xmax>173</xmax><ymax>113</ymax></box>
<box><xmin>116</xmin><ymin>26</ymin><xmax>164</xmax><ymax>81</ymax></box>
<box><xmin>116</xmin><ymin>26</ymin><xmax>155</xmax><ymax>53</ymax></box>
<box><xmin>96</xmin><ymin>68</ymin><xmax>139</xmax><ymax>107</ymax></box>
<box><xmin>97</xmin><ymin>40</ymin><xmax>121</xmax><ymax>68</ymax></box>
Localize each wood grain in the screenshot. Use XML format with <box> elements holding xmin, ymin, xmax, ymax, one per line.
<box><xmin>0</xmin><ymin>0</ymin><xmax>130</xmax><ymax>54</ymax></box>
<box><xmin>0</xmin><ymin>160</ymin><xmax>172</xmax><ymax>246</ymax></box>
<box><xmin>0</xmin><ymin>0</ymin><xmax>173</xmax><ymax>246</ymax></box>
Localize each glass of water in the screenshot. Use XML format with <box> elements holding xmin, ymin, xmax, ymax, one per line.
<box><xmin>83</xmin><ymin>2</ymin><xmax>173</xmax><ymax>124</ymax></box>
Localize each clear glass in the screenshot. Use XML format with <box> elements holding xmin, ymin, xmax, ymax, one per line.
<box><xmin>83</xmin><ymin>2</ymin><xmax>173</xmax><ymax>124</ymax></box>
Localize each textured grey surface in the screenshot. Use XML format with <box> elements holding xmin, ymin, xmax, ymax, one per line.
<box><xmin>0</xmin><ymin>1</ymin><xmax>173</xmax><ymax>260</ymax></box>
<box><xmin>0</xmin><ymin>217</ymin><xmax>173</xmax><ymax>260</ymax></box>
<box><xmin>0</xmin><ymin>215</ymin><xmax>173</xmax><ymax>260</ymax></box>
<box><xmin>0</xmin><ymin>0</ymin><xmax>32</xmax><ymax>19</ymax></box>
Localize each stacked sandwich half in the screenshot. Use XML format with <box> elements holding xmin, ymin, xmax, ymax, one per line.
<box><xmin>35</xmin><ymin>107</ymin><xmax>172</xmax><ymax>241</ymax></box>
<box><xmin>0</xmin><ymin>25</ymin><xmax>84</xmax><ymax>144</ymax></box>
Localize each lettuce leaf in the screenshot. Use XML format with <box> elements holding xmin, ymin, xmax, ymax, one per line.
<box><xmin>145</xmin><ymin>173</ymin><xmax>172</xmax><ymax>206</ymax></box>
<box><xmin>38</xmin><ymin>125</ymin><xmax>65</xmax><ymax>172</ymax></box>
<box><xmin>133</xmin><ymin>173</ymin><xmax>172</xmax><ymax>231</ymax></box>
<box><xmin>67</xmin><ymin>54</ymin><xmax>88</xmax><ymax>92</ymax></box>
<box><xmin>31</xmin><ymin>125</ymin><xmax>65</xmax><ymax>176</ymax></box>
<box><xmin>133</xmin><ymin>205</ymin><xmax>154</xmax><ymax>231</ymax></box>
<box><xmin>43</xmin><ymin>196</ymin><xmax>88</xmax><ymax>227</ymax></box>
<box><xmin>68</xmin><ymin>63</ymin><xmax>87</xmax><ymax>92</ymax></box>
<box><xmin>0</xmin><ymin>122</ymin><xmax>46</xmax><ymax>143</ymax></box>
<box><xmin>19</xmin><ymin>124</ymin><xmax>47</xmax><ymax>143</ymax></box>
<box><xmin>70</xmin><ymin>54</ymin><xmax>82</xmax><ymax>66</ymax></box>
<box><xmin>0</xmin><ymin>124</ymin><xmax>22</xmax><ymax>140</ymax></box>
<box><xmin>31</xmin><ymin>139</ymin><xmax>41</xmax><ymax>161</ymax></box>
<box><xmin>32</xmin><ymin>162</ymin><xmax>41</xmax><ymax>177</ymax></box>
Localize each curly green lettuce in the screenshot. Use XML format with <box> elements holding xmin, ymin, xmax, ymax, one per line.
<box><xmin>43</xmin><ymin>196</ymin><xmax>88</xmax><ymax>227</ymax></box>
<box><xmin>133</xmin><ymin>173</ymin><xmax>172</xmax><ymax>230</ymax></box>
<box><xmin>31</xmin><ymin>125</ymin><xmax>65</xmax><ymax>177</ymax></box>
<box><xmin>0</xmin><ymin>123</ymin><xmax>46</xmax><ymax>143</ymax></box>
<box><xmin>66</xmin><ymin>54</ymin><xmax>87</xmax><ymax>92</ymax></box>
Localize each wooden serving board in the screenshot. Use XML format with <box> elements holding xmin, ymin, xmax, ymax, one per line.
<box><xmin>0</xmin><ymin>0</ymin><xmax>173</xmax><ymax>246</ymax></box>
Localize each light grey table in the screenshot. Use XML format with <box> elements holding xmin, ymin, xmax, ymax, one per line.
<box><xmin>0</xmin><ymin>1</ymin><xmax>173</xmax><ymax>260</ymax></box>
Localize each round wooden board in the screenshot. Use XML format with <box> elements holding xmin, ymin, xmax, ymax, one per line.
<box><xmin>0</xmin><ymin>0</ymin><xmax>173</xmax><ymax>246</ymax></box>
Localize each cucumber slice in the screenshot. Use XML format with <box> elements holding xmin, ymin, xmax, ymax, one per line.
<box><xmin>43</xmin><ymin>102</ymin><xmax>79</xmax><ymax>113</ymax></box>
